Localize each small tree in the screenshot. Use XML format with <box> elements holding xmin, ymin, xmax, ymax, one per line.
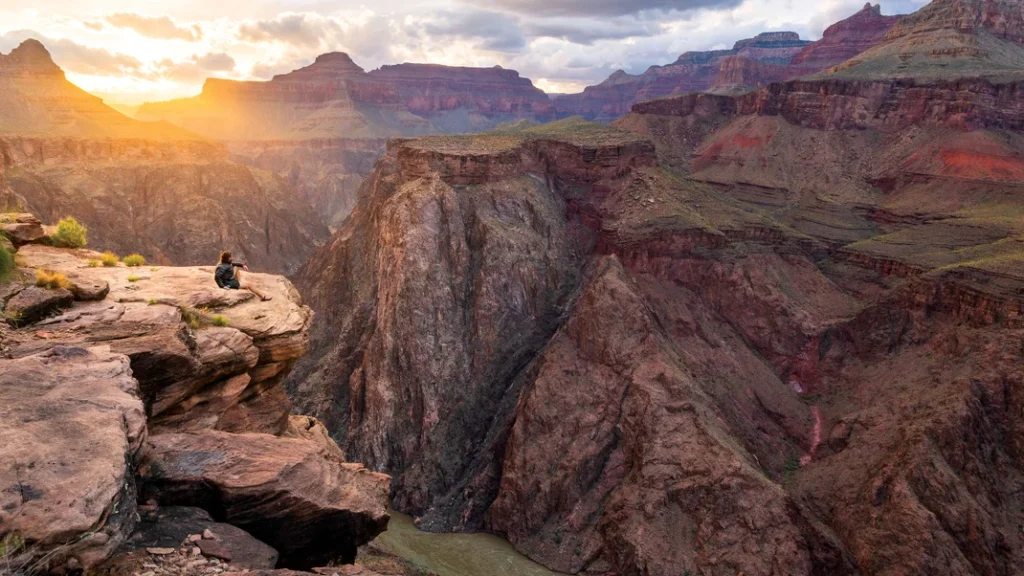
<box><xmin>50</xmin><ymin>217</ymin><xmax>88</xmax><ymax>248</ymax></box>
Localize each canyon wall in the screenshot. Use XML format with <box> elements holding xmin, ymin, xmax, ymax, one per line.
<box><xmin>287</xmin><ymin>2</ymin><xmax>1024</xmax><ymax>567</ymax></box>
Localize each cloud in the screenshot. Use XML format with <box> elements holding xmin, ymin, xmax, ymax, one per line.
<box><xmin>486</xmin><ymin>0</ymin><xmax>743</xmax><ymax>17</ymax></box>
<box><xmin>154</xmin><ymin>52</ymin><xmax>237</xmax><ymax>82</ymax></box>
<box><xmin>238</xmin><ymin>13</ymin><xmax>340</xmax><ymax>48</ymax></box>
<box><xmin>104</xmin><ymin>13</ymin><xmax>202</xmax><ymax>41</ymax></box>
<box><xmin>0</xmin><ymin>30</ymin><xmax>143</xmax><ymax>76</ymax></box>
<box><xmin>420</xmin><ymin>10</ymin><xmax>526</xmax><ymax>52</ymax></box>
<box><xmin>525</xmin><ymin>18</ymin><xmax>662</xmax><ymax>45</ymax></box>
<box><xmin>193</xmin><ymin>52</ymin><xmax>235</xmax><ymax>71</ymax></box>
<box><xmin>236</xmin><ymin>12</ymin><xmax>396</xmax><ymax>69</ymax></box>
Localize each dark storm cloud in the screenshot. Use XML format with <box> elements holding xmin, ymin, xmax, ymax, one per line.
<box><xmin>488</xmin><ymin>0</ymin><xmax>743</xmax><ymax>17</ymax></box>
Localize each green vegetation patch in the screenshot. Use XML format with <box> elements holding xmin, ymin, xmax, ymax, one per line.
<box><xmin>122</xmin><ymin>253</ymin><xmax>146</xmax><ymax>267</ymax></box>
<box><xmin>0</xmin><ymin>244</ymin><xmax>14</xmax><ymax>282</ymax></box>
<box><xmin>49</xmin><ymin>217</ymin><xmax>88</xmax><ymax>248</ymax></box>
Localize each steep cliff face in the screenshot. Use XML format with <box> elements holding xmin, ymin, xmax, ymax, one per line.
<box><xmin>289</xmin><ymin>2</ymin><xmax>1024</xmax><ymax>570</ymax></box>
<box><xmin>0</xmin><ymin>236</ymin><xmax>389</xmax><ymax>573</ymax></box>
<box><xmin>789</xmin><ymin>3</ymin><xmax>902</xmax><ymax>69</ymax></box>
<box><xmin>228</xmin><ymin>138</ymin><xmax>386</xmax><ymax>229</ymax></box>
<box><xmin>0</xmin><ymin>137</ymin><xmax>329</xmax><ymax>274</ymax></box>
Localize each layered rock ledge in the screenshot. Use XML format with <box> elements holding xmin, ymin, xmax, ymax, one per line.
<box><xmin>0</xmin><ymin>233</ymin><xmax>390</xmax><ymax>573</ymax></box>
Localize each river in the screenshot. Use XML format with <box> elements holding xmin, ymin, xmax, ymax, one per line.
<box><xmin>373</xmin><ymin>511</ymin><xmax>566</xmax><ymax>576</ymax></box>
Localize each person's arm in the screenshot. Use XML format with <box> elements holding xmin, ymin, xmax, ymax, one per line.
<box><xmin>215</xmin><ymin>266</ymin><xmax>227</xmax><ymax>288</ymax></box>
<box><xmin>233</xmin><ymin>262</ymin><xmax>249</xmax><ymax>271</ymax></box>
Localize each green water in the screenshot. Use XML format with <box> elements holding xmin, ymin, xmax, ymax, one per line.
<box><xmin>374</xmin><ymin>511</ymin><xmax>564</xmax><ymax>576</ymax></box>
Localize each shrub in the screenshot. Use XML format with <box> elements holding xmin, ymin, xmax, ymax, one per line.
<box><xmin>100</xmin><ymin>252</ymin><xmax>119</xmax><ymax>267</ymax></box>
<box><xmin>87</xmin><ymin>259</ymin><xmax>100</xmax><ymax>268</ymax></box>
<box><xmin>36</xmin><ymin>269</ymin><xmax>72</xmax><ymax>290</ymax></box>
<box><xmin>49</xmin><ymin>217</ymin><xmax>88</xmax><ymax>248</ymax></box>
<box><xmin>147</xmin><ymin>298</ymin><xmax>158</xmax><ymax>305</ymax></box>
<box><xmin>127</xmin><ymin>274</ymin><xmax>140</xmax><ymax>283</ymax></box>
<box><xmin>122</xmin><ymin>254</ymin><xmax>145</xmax><ymax>267</ymax></box>
<box><xmin>211</xmin><ymin>314</ymin><xmax>229</xmax><ymax>327</ymax></box>
<box><xmin>0</xmin><ymin>244</ymin><xmax>14</xmax><ymax>282</ymax></box>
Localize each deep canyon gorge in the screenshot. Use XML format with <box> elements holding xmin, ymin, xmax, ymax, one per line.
<box><xmin>3</xmin><ymin>1</ymin><xmax>1024</xmax><ymax>575</ymax></box>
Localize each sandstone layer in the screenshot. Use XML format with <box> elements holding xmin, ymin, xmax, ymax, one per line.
<box><xmin>0</xmin><ymin>234</ymin><xmax>389</xmax><ymax>573</ymax></box>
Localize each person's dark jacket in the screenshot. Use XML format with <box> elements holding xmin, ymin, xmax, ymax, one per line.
<box><xmin>215</xmin><ymin>262</ymin><xmax>244</xmax><ymax>288</ymax></box>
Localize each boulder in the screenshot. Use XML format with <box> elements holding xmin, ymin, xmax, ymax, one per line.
<box><xmin>67</xmin><ymin>274</ymin><xmax>110</xmax><ymax>301</ymax></box>
<box><xmin>3</xmin><ymin>285</ymin><xmax>73</xmax><ymax>327</ymax></box>
<box><xmin>0</xmin><ymin>212</ymin><xmax>45</xmax><ymax>245</ymax></box>
<box><xmin>139</xmin><ymin>430</ymin><xmax>390</xmax><ymax>569</ymax></box>
<box><xmin>123</xmin><ymin>506</ymin><xmax>278</xmax><ymax>569</ymax></box>
<box><xmin>0</xmin><ymin>347</ymin><xmax>145</xmax><ymax>571</ymax></box>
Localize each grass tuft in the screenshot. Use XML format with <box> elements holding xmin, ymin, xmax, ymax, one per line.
<box><xmin>127</xmin><ymin>274</ymin><xmax>140</xmax><ymax>283</ymax></box>
<box><xmin>48</xmin><ymin>217</ymin><xmax>88</xmax><ymax>248</ymax></box>
<box><xmin>100</xmin><ymin>252</ymin><xmax>119</xmax><ymax>267</ymax></box>
<box><xmin>35</xmin><ymin>269</ymin><xmax>72</xmax><ymax>290</ymax></box>
<box><xmin>179</xmin><ymin>305</ymin><xmax>201</xmax><ymax>330</ymax></box>
<box><xmin>122</xmin><ymin>254</ymin><xmax>145</xmax><ymax>267</ymax></box>
<box><xmin>87</xmin><ymin>259</ymin><xmax>100</xmax><ymax>268</ymax></box>
<box><xmin>179</xmin><ymin>305</ymin><xmax>231</xmax><ymax>330</ymax></box>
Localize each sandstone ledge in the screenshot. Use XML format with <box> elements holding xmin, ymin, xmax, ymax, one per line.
<box><xmin>0</xmin><ymin>237</ymin><xmax>390</xmax><ymax>573</ymax></box>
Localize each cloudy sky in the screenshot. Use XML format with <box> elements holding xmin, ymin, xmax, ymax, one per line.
<box><xmin>0</xmin><ymin>0</ymin><xmax>927</xmax><ymax>105</ymax></box>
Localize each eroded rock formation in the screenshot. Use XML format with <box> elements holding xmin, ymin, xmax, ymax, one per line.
<box><xmin>288</xmin><ymin>1</ymin><xmax>1024</xmax><ymax>568</ymax></box>
<box><xmin>0</xmin><ymin>234</ymin><xmax>389</xmax><ymax>573</ymax></box>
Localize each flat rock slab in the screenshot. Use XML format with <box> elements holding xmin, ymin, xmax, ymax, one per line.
<box><xmin>123</xmin><ymin>506</ymin><xmax>278</xmax><ymax>569</ymax></box>
<box><xmin>0</xmin><ymin>347</ymin><xmax>146</xmax><ymax>570</ymax></box>
<box><xmin>4</xmin><ymin>285</ymin><xmax>73</xmax><ymax>327</ymax></box>
<box><xmin>15</xmin><ymin>244</ymin><xmax>312</xmax><ymax>363</ymax></box>
<box><xmin>140</xmin><ymin>430</ymin><xmax>390</xmax><ymax>569</ymax></box>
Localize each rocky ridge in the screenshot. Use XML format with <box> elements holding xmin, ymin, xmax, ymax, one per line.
<box><xmin>136</xmin><ymin>56</ymin><xmax>554</xmax><ymax>141</ymax></box>
<box><xmin>0</xmin><ymin>229</ymin><xmax>390</xmax><ymax>574</ymax></box>
<box><xmin>554</xmin><ymin>5</ymin><xmax>903</xmax><ymax>121</ymax></box>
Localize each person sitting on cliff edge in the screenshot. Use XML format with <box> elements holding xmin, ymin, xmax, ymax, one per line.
<box><xmin>215</xmin><ymin>251</ymin><xmax>272</xmax><ymax>301</ymax></box>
